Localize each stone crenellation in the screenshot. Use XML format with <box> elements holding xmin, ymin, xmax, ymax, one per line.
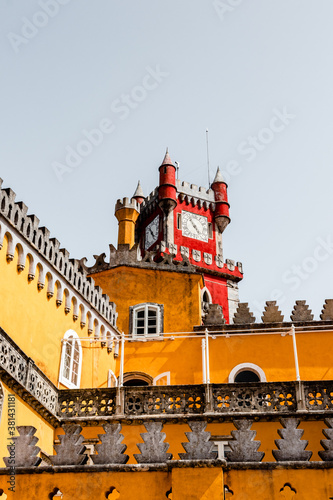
<box><xmin>0</xmin><ymin>180</ymin><xmax>118</xmax><ymax>331</ymax></box>
<box><xmin>115</xmin><ymin>197</ymin><xmax>140</xmax><ymax>213</ymax></box>
<box><xmin>176</xmin><ymin>180</ymin><xmax>215</xmax><ymax>203</ymax></box>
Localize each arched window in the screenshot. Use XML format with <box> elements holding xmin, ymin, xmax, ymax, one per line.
<box><xmin>123</xmin><ymin>372</ymin><xmax>153</xmax><ymax>386</ymax></box>
<box><xmin>59</xmin><ymin>330</ymin><xmax>82</xmax><ymax>389</ymax></box>
<box><xmin>201</xmin><ymin>287</ymin><xmax>212</xmax><ymax>315</ymax></box>
<box><xmin>129</xmin><ymin>303</ymin><xmax>163</xmax><ymax>338</ymax></box>
<box><xmin>228</xmin><ymin>363</ymin><xmax>266</xmax><ymax>383</ymax></box>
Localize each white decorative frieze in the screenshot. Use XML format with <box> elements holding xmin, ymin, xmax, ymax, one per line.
<box><xmin>180</xmin><ymin>246</ymin><xmax>189</xmax><ymax>258</ymax></box>
<box><xmin>192</xmin><ymin>249</ymin><xmax>201</xmax><ymax>262</ymax></box>
<box><xmin>215</xmin><ymin>255</ymin><xmax>224</xmax><ymax>268</ymax></box>
<box><xmin>203</xmin><ymin>253</ymin><xmax>212</xmax><ymax>265</ymax></box>
<box><xmin>168</xmin><ymin>243</ymin><xmax>177</xmax><ymax>255</ymax></box>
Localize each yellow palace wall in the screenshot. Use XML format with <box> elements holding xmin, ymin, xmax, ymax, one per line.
<box><xmin>0</xmin><ymin>240</ymin><xmax>117</xmax><ymax>390</ymax></box>
<box><xmin>91</xmin><ymin>266</ymin><xmax>203</xmax><ymax>334</ymax></box>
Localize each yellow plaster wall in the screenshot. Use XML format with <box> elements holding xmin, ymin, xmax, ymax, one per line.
<box><xmin>0</xmin><ymin>384</ymin><xmax>54</xmax><ymax>468</ymax></box>
<box><xmin>0</xmin><ymin>242</ymin><xmax>117</xmax><ymax>389</ymax></box>
<box><xmin>2</xmin><ymin>466</ymin><xmax>333</xmax><ymax>499</ymax></box>
<box><xmin>91</xmin><ymin>266</ymin><xmax>203</xmax><ymax>334</ymax></box>
<box><xmin>224</xmin><ymin>468</ymin><xmax>333</xmax><ymax>499</ymax></box>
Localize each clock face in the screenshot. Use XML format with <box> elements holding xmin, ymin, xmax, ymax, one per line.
<box><xmin>181</xmin><ymin>211</ymin><xmax>208</xmax><ymax>242</ymax></box>
<box><xmin>145</xmin><ymin>216</ymin><xmax>159</xmax><ymax>249</ymax></box>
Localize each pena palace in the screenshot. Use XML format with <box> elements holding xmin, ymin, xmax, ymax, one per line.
<box><xmin>0</xmin><ymin>151</ymin><xmax>333</xmax><ymax>499</ymax></box>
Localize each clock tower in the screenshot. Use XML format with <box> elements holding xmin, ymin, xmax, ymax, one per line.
<box><xmin>131</xmin><ymin>151</ymin><xmax>243</xmax><ymax>324</ymax></box>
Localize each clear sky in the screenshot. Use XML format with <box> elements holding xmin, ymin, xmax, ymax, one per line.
<box><xmin>1</xmin><ymin>1</ymin><xmax>333</xmax><ymax>321</ymax></box>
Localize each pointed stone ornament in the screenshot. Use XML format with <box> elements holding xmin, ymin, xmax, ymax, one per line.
<box><xmin>134</xmin><ymin>422</ymin><xmax>172</xmax><ymax>464</ymax></box>
<box><xmin>233</xmin><ymin>303</ymin><xmax>256</xmax><ymax>324</ymax></box>
<box><xmin>179</xmin><ymin>421</ymin><xmax>217</xmax><ymax>460</ymax></box>
<box><xmin>261</xmin><ymin>301</ymin><xmax>284</xmax><ymax>323</ymax></box>
<box><xmin>320</xmin><ymin>299</ymin><xmax>333</xmax><ymax>321</ymax></box>
<box><xmin>319</xmin><ymin>418</ymin><xmax>333</xmax><ymax>461</ymax></box>
<box><xmin>50</xmin><ymin>424</ymin><xmax>87</xmax><ymax>466</ymax></box>
<box><xmin>290</xmin><ymin>300</ymin><xmax>313</xmax><ymax>322</ymax></box>
<box><xmin>225</xmin><ymin>420</ymin><xmax>264</xmax><ymax>462</ymax></box>
<box><xmin>91</xmin><ymin>424</ymin><xmax>129</xmax><ymax>465</ymax></box>
<box><xmin>203</xmin><ymin>303</ymin><xmax>225</xmax><ymax>325</ymax></box>
<box><xmin>212</xmin><ymin>166</ymin><xmax>224</xmax><ymax>184</ymax></box>
<box><xmin>272</xmin><ymin>418</ymin><xmax>312</xmax><ymax>461</ymax></box>
<box><xmin>3</xmin><ymin>426</ymin><xmax>41</xmax><ymax>467</ymax></box>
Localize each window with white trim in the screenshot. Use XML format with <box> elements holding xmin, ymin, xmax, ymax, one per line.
<box><xmin>130</xmin><ymin>303</ymin><xmax>163</xmax><ymax>338</ymax></box>
<box><xmin>59</xmin><ymin>330</ymin><xmax>82</xmax><ymax>389</ymax></box>
<box><xmin>228</xmin><ymin>363</ymin><xmax>266</xmax><ymax>383</ymax></box>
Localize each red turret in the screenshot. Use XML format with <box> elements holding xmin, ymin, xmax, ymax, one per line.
<box><xmin>158</xmin><ymin>149</ymin><xmax>177</xmax><ymax>214</ymax></box>
<box><xmin>211</xmin><ymin>167</ymin><xmax>230</xmax><ymax>233</ymax></box>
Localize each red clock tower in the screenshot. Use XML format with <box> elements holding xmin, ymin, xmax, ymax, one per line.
<box><xmin>133</xmin><ymin>151</ymin><xmax>243</xmax><ymax>324</ymax></box>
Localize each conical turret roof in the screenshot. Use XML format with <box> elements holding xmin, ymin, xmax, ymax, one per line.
<box><xmin>161</xmin><ymin>148</ymin><xmax>174</xmax><ymax>166</ymax></box>
<box><xmin>212</xmin><ymin>167</ymin><xmax>224</xmax><ymax>184</ymax></box>
<box><xmin>133</xmin><ymin>180</ymin><xmax>144</xmax><ymax>199</ymax></box>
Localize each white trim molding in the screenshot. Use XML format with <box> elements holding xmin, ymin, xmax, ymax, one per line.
<box><xmin>59</xmin><ymin>330</ymin><xmax>82</xmax><ymax>389</ymax></box>
<box><xmin>153</xmin><ymin>371</ymin><xmax>171</xmax><ymax>386</ymax></box>
<box><xmin>228</xmin><ymin>362</ymin><xmax>267</xmax><ymax>383</ymax></box>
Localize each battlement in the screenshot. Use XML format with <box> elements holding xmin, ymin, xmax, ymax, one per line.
<box><xmin>176</xmin><ymin>179</ymin><xmax>215</xmax><ymax>203</ymax></box>
<box><xmin>115</xmin><ymin>197</ymin><xmax>140</xmax><ymax>213</ymax></box>
<box><xmin>0</xmin><ymin>179</ymin><xmax>119</xmax><ymax>335</ymax></box>
<box><xmin>140</xmin><ymin>188</ymin><xmax>158</xmax><ymax>210</ymax></box>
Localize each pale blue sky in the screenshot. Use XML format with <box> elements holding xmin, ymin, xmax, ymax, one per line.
<box><xmin>1</xmin><ymin>1</ymin><xmax>333</xmax><ymax>320</ymax></box>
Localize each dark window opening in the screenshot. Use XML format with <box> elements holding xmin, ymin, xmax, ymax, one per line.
<box><xmin>234</xmin><ymin>370</ymin><xmax>260</xmax><ymax>383</ymax></box>
<box><xmin>123</xmin><ymin>379</ymin><xmax>149</xmax><ymax>387</ymax></box>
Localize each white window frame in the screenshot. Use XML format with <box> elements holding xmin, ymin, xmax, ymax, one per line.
<box><xmin>130</xmin><ymin>303</ymin><xmax>163</xmax><ymax>339</ymax></box>
<box><xmin>59</xmin><ymin>330</ymin><xmax>82</xmax><ymax>389</ymax></box>
<box><xmin>228</xmin><ymin>363</ymin><xmax>266</xmax><ymax>383</ymax></box>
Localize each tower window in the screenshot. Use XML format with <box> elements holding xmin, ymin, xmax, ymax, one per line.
<box><xmin>177</xmin><ymin>213</ymin><xmax>182</xmax><ymax>229</ymax></box>
<box><xmin>208</xmin><ymin>223</ymin><xmax>213</xmax><ymax>239</ymax></box>
<box><xmin>130</xmin><ymin>303</ymin><xmax>164</xmax><ymax>338</ymax></box>
<box><xmin>59</xmin><ymin>330</ymin><xmax>82</xmax><ymax>389</ymax></box>
<box><xmin>164</xmin><ymin>166</ymin><xmax>167</xmax><ymax>174</ymax></box>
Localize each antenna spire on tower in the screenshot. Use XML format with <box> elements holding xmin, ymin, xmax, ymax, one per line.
<box><xmin>206</xmin><ymin>129</ymin><xmax>210</xmax><ymax>187</ymax></box>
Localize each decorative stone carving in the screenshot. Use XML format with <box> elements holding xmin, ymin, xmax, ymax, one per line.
<box><xmin>3</xmin><ymin>426</ymin><xmax>41</xmax><ymax>467</ymax></box>
<box><xmin>50</xmin><ymin>424</ymin><xmax>87</xmax><ymax>466</ymax></box>
<box><xmin>168</xmin><ymin>243</ymin><xmax>177</xmax><ymax>255</ymax></box>
<box><xmin>233</xmin><ymin>303</ymin><xmax>256</xmax><ymax>324</ymax></box>
<box><xmin>203</xmin><ymin>304</ymin><xmax>225</xmax><ymax>325</ymax></box>
<box><xmin>213</xmin><ymin>382</ymin><xmax>296</xmax><ymax>414</ymax></box>
<box><xmin>320</xmin><ymin>299</ymin><xmax>333</xmax><ymax>321</ymax></box>
<box><xmin>225</xmin><ymin>420</ymin><xmax>264</xmax><ymax>462</ymax></box>
<box><xmin>290</xmin><ymin>301</ymin><xmax>313</xmax><ymax>322</ymax></box>
<box><xmin>134</xmin><ymin>422</ymin><xmax>172</xmax><ymax>464</ymax></box>
<box><xmin>179</xmin><ymin>421</ymin><xmax>217</xmax><ymax>460</ymax></box>
<box><xmin>91</xmin><ymin>424</ymin><xmax>129</xmax><ymax>465</ymax></box>
<box><xmin>180</xmin><ymin>246</ymin><xmax>189</xmax><ymax>258</ymax></box>
<box><xmin>215</xmin><ymin>255</ymin><xmax>224</xmax><ymax>268</ymax></box>
<box><xmin>0</xmin><ymin>328</ymin><xmax>58</xmax><ymax>417</ymax></box>
<box><xmin>203</xmin><ymin>253</ymin><xmax>212</xmax><ymax>265</ymax></box>
<box><xmin>225</xmin><ymin>259</ymin><xmax>235</xmax><ymax>271</ymax></box>
<box><xmin>261</xmin><ymin>301</ymin><xmax>284</xmax><ymax>323</ymax></box>
<box><xmin>319</xmin><ymin>418</ymin><xmax>333</xmax><ymax>461</ymax></box>
<box><xmin>272</xmin><ymin>418</ymin><xmax>312</xmax><ymax>461</ymax></box>
<box><xmin>124</xmin><ymin>386</ymin><xmax>205</xmax><ymax>415</ymax></box>
<box><xmin>192</xmin><ymin>249</ymin><xmax>201</xmax><ymax>262</ymax></box>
